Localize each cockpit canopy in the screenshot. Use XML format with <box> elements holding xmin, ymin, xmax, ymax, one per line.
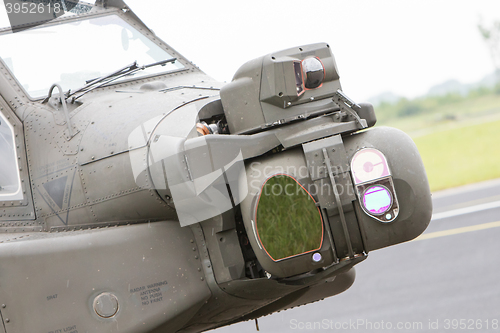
<box><xmin>0</xmin><ymin>10</ymin><xmax>185</xmax><ymax>99</ymax></box>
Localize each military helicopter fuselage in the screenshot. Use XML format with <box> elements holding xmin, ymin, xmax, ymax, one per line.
<box><xmin>0</xmin><ymin>1</ymin><xmax>432</xmax><ymax>332</ymax></box>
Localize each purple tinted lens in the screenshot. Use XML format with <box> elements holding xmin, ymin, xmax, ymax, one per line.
<box><xmin>312</xmin><ymin>253</ymin><xmax>322</xmax><ymax>262</ymax></box>
<box><xmin>363</xmin><ymin>186</ymin><xmax>392</xmax><ymax>214</ymax></box>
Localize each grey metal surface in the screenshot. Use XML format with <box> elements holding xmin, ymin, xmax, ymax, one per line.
<box><xmin>343</xmin><ymin>127</ymin><xmax>432</xmax><ymax>251</ymax></box>
<box><xmin>220</xmin><ymin>43</ymin><xmax>342</xmax><ymax>134</ymax></box>
<box><xmin>0</xmin><ymin>222</ymin><xmax>211</xmax><ymax>333</ymax></box>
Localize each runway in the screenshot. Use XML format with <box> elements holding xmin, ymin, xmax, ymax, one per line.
<box><xmin>215</xmin><ymin>178</ymin><xmax>500</xmax><ymax>332</ymax></box>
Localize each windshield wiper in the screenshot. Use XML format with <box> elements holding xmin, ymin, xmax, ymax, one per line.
<box><xmin>67</xmin><ymin>58</ymin><xmax>177</xmax><ymax>102</ymax></box>
<box><xmin>84</xmin><ymin>61</ymin><xmax>140</xmax><ymax>85</ymax></box>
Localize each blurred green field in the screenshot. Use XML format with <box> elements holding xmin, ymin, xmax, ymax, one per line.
<box><xmin>376</xmin><ymin>86</ymin><xmax>500</xmax><ymax>192</ymax></box>
<box><xmin>376</xmin><ymin>88</ymin><xmax>500</xmax><ymax>137</ymax></box>
<box><xmin>413</xmin><ymin>119</ymin><xmax>500</xmax><ymax>191</ymax></box>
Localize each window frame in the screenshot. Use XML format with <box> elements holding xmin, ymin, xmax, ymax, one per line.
<box><xmin>0</xmin><ymin>110</ymin><xmax>23</xmax><ymax>201</ymax></box>
<box><xmin>0</xmin><ymin>96</ymin><xmax>35</xmax><ymax>224</ymax></box>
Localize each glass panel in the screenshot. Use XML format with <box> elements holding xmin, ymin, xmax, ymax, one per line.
<box><xmin>0</xmin><ymin>112</ymin><xmax>23</xmax><ymax>200</ymax></box>
<box><xmin>362</xmin><ymin>185</ymin><xmax>392</xmax><ymax>215</ymax></box>
<box><xmin>0</xmin><ymin>15</ymin><xmax>184</xmax><ymax>98</ymax></box>
<box><xmin>256</xmin><ymin>175</ymin><xmax>323</xmax><ymax>261</ymax></box>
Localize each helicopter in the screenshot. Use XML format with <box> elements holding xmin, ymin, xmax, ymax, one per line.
<box><xmin>0</xmin><ymin>0</ymin><xmax>432</xmax><ymax>332</ymax></box>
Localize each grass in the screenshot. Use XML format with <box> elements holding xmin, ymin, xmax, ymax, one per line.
<box><xmin>413</xmin><ymin>119</ymin><xmax>500</xmax><ymax>192</ymax></box>
<box><xmin>376</xmin><ymin>91</ymin><xmax>500</xmax><ymax>137</ymax></box>
<box><xmin>375</xmin><ymin>86</ymin><xmax>500</xmax><ymax>192</ymax></box>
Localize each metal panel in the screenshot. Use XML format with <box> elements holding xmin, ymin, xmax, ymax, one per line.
<box><xmin>0</xmin><ymin>222</ymin><xmax>211</xmax><ymax>333</ymax></box>
<box><xmin>303</xmin><ymin>135</ymin><xmax>363</xmax><ymax>259</ymax></box>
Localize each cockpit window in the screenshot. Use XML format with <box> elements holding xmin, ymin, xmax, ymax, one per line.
<box><xmin>0</xmin><ymin>112</ymin><xmax>23</xmax><ymax>201</ymax></box>
<box><xmin>0</xmin><ymin>14</ymin><xmax>184</xmax><ymax>98</ymax></box>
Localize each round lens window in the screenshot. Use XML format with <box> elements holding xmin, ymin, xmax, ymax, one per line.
<box><xmin>301</xmin><ymin>57</ymin><xmax>324</xmax><ymax>89</ymax></box>
<box><xmin>362</xmin><ymin>185</ymin><xmax>393</xmax><ymax>215</ymax></box>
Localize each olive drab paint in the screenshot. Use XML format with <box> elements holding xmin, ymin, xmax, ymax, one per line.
<box><xmin>0</xmin><ymin>1</ymin><xmax>431</xmax><ymax>332</ymax></box>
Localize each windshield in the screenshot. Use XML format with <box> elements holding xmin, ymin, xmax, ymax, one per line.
<box><xmin>0</xmin><ymin>14</ymin><xmax>184</xmax><ymax>98</ymax></box>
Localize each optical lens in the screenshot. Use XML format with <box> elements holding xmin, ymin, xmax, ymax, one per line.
<box><xmin>302</xmin><ymin>57</ymin><xmax>324</xmax><ymax>89</ymax></box>
<box><xmin>362</xmin><ymin>185</ymin><xmax>392</xmax><ymax>215</ymax></box>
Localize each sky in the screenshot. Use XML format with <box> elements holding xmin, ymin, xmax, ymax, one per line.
<box><xmin>1</xmin><ymin>0</ymin><xmax>499</xmax><ymax>102</ymax></box>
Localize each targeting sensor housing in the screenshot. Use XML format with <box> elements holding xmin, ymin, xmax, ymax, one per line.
<box><xmin>220</xmin><ymin>43</ymin><xmax>341</xmax><ymax>134</ymax></box>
